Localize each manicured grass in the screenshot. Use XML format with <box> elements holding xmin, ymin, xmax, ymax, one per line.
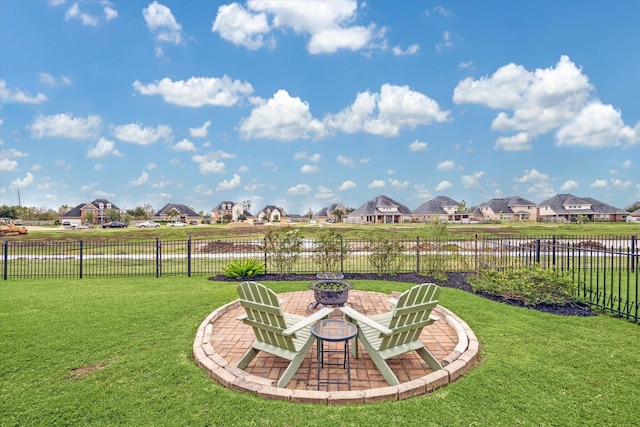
<box><xmin>1</xmin><ymin>277</ymin><xmax>638</xmax><ymax>426</ymax></box>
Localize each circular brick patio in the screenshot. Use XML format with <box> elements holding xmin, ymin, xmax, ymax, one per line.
<box><xmin>193</xmin><ymin>290</ymin><xmax>479</xmax><ymax>404</ymax></box>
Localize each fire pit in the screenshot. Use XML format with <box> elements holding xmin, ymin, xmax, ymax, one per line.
<box><xmin>309</xmin><ymin>279</ymin><xmax>353</xmax><ymax>308</ymax></box>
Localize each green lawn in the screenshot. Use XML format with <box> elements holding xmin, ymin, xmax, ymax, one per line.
<box><xmin>1</xmin><ymin>277</ymin><xmax>638</xmax><ymax>426</ymax></box>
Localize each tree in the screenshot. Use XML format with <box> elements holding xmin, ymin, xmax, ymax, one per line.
<box><xmin>241</xmin><ymin>200</ymin><xmax>252</xmax><ymax>214</ymax></box>
<box><xmin>332</xmin><ymin>208</ymin><xmax>345</xmax><ymax>222</ymax></box>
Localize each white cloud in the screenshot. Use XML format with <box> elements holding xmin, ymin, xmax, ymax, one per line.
<box><xmin>38</xmin><ymin>73</ymin><xmax>71</xmax><ymax>86</ymax></box>
<box><xmin>325</xmin><ymin>84</ymin><xmax>450</xmax><ymax>137</ymax></box>
<box><xmin>31</xmin><ymin>113</ymin><xmax>101</xmax><ymax>139</ymax></box>
<box><xmin>212</xmin><ymin>3</ymin><xmax>271</xmax><ymax>50</ymax></box>
<box><xmin>560</xmin><ymin>180</ymin><xmax>578</xmax><ymax>191</ymax></box>
<box><xmin>128</xmin><ymin>171</ymin><xmax>149</xmax><ymax>187</ymax></box>
<box><xmin>367</xmin><ymin>179</ymin><xmax>385</xmax><ymax>189</ymax></box>
<box><xmin>173</xmin><ymin>138</ymin><xmax>196</xmax><ymax>152</ymax></box>
<box><xmin>435</xmin><ymin>31</ymin><xmax>454</xmax><ymax>52</ymax></box>
<box><xmin>437</xmin><ymin>160</ymin><xmax>457</xmax><ymax>171</ymax></box>
<box><xmin>495</xmin><ymin>132</ymin><xmax>533</xmax><ymax>151</ymax></box>
<box><xmin>590</xmin><ymin>179</ymin><xmax>608</xmax><ymax>188</ymax></box>
<box><xmin>65</xmin><ymin>3</ymin><xmax>99</xmax><ymax>26</ymax></box>
<box><xmin>408</xmin><ymin>140</ymin><xmax>428</xmax><ymax>151</ymax></box>
<box><xmin>104</xmin><ymin>6</ymin><xmax>118</xmax><ymax>21</ymax></box>
<box><xmin>286</xmin><ymin>183</ymin><xmax>312</xmax><ymax>195</ymax></box>
<box><xmin>192</xmin><ymin>151</ymin><xmax>231</xmax><ymax>174</ymax></box>
<box><xmin>314</xmin><ymin>186</ymin><xmax>336</xmax><ymax>200</ymax></box>
<box><xmin>217</xmin><ymin>174</ymin><xmax>241</xmax><ymax>190</ymax></box>
<box><xmin>112</xmin><ymin>123</ymin><xmax>171</xmax><ymax>145</ymax></box>
<box><xmin>513</xmin><ymin>169</ymin><xmax>555</xmax><ymax>200</ymax></box>
<box><xmin>337</xmin><ymin>155</ymin><xmax>355</xmax><ymax>167</ymax></box>
<box><xmin>0</xmin><ymin>80</ymin><xmax>47</xmax><ymax>104</ymax></box>
<box><xmin>301</xmin><ymin>164</ymin><xmax>319</xmax><ymax>173</ymax></box>
<box><xmin>87</xmin><ymin>137</ymin><xmax>123</xmax><ymax>158</ymax></box>
<box><xmin>392</xmin><ymin>44</ymin><xmax>419</xmax><ymax>56</ymax></box>
<box><xmin>610</xmin><ymin>178</ymin><xmax>633</xmax><ymax>189</ymax></box>
<box><xmin>133</xmin><ymin>76</ymin><xmax>254</xmax><ymax>108</ymax></box>
<box><xmin>10</xmin><ymin>172</ymin><xmax>34</xmax><ymax>188</ymax></box>
<box><xmin>239</xmin><ymin>90</ymin><xmax>326</xmax><ymax>141</ymax></box>
<box><xmin>389</xmin><ymin>179</ymin><xmax>410</xmax><ymax>189</ymax></box>
<box><xmin>435</xmin><ymin>180</ymin><xmax>452</xmax><ymax>191</ymax></box>
<box><xmin>454</xmin><ymin>55</ymin><xmax>638</xmax><ymax>150</ymax></box>
<box><xmin>143</xmin><ymin>1</ymin><xmax>183</xmax><ymax>44</ymax></box>
<box><xmin>620</xmin><ymin>160</ymin><xmax>633</xmax><ymax>169</ymax></box>
<box><xmin>0</xmin><ymin>158</ymin><xmax>18</xmax><ymax>172</ymax></box>
<box><xmin>556</xmin><ymin>102</ymin><xmax>638</xmax><ymax>148</ymax></box>
<box><xmin>213</xmin><ymin>0</ymin><xmax>385</xmax><ymax>54</ymax></box>
<box><xmin>338</xmin><ymin>180</ymin><xmax>356</xmax><ymax>191</ymax></box>
<box><xmin>189</xmin><ymin>120</ymin><xmax>211</xmax><ymax>138</ymax></box>
<box><xmin>461</xmin><ymin>171</ymin><xmax>484</xmax><ymax>188</ymax></box>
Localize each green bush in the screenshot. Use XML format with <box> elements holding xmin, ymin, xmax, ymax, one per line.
<box><xmin>260</xmin><ymin>226</ymin><xmax>302</xmax><ymax>274</ymax></box>
<box><xmin>468</xmin><ymin>264</ymin><xmax>578</xmax><ymax>306</ymax></box>
<box><xmin>312</xmin><ymin>228</ymin><xmax>350</xmax><ymax>272</ymax></box>
<box><xmin>222</xmin><ymin>258</ymin><xmax>265</xmax><ymax>278</ymax></box>
<box><xmin>366</xmin><ymin>235</ymin><xmax>406</xmax><ymax>276</ymax></box>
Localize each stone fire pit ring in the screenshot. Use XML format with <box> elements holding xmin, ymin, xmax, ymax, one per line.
<box><xmin>309</xmin><ymin>279</ymin><xmax>353</xmax><ymax>308</ymax></box>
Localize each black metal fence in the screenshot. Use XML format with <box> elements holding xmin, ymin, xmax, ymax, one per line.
<box><xmin>2</xmin><ymin>235</ymin><xmax>638</xmax><ymax>322</ymax></box>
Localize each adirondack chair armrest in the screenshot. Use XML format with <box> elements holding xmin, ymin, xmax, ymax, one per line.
<box><xmin>387</xmin><ymin>298</ymin><xmax>398</xmax><ymax>306</ymax></box>
<box><xmin>238</xmin><ymin>314</ymin><xmax>248</xmax><ymax>321</ymax></box>
<box><xmin>340</xmin><ymin>306</ymin><xmax>393</xmax><ymax>336</ymax></box>
<box><xmin>429</xmin><ymin>314</ymin><xmax>441</xmax><ymax>322</ymax></box>
<box><xmin>282</xmin><ymin>307</ymin><xmax>334</xmax><ymax>336</ymax></box>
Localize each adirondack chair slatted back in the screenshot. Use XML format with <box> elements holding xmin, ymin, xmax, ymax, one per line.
<box><xmin>237</xmin><ymin>281</ymin><xmax>296</xmax><ymax>352</ymax></box>
<box><xmin>380</xmin><ymin>283</ymin><xmax>440</xmax><ymax>351</ymax></box>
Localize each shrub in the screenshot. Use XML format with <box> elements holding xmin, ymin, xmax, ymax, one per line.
<box><xmin>366</xmin><ymin>235</ymin><xmax>406</xmax><ymax>276</ymax></box>
<box><xmin>260</xmin><ymin>226</ymin><xmax>302</xmax><ymax>274</ymax></box>
<box><xmin>312</xmin><ymin>228</ymin><xmax>350</xmax><ymax>272</ymax></box>
<box><xmin>222</xmin><ymin>258</ymin><xmax>265</xmax><ymax>278</ymax></box>
<box><xmin>468</xmin><ymin>264</ymin><xmax>578</xmax><ymax>306</ymax></box>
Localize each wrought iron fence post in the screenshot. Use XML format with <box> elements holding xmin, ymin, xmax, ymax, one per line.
<box><xmin>79</xmin><ymin>240</ymin><xmax>83</xmax><ymax>279</ymax></box>
<box><xmin>340</xmin><ymin>235</ymin><xmax>344</xmax><ymax>273</ymax></box>
<box><xmin>416</xmin><ymin>236</ymin><xmax>420</xmax><ymax>274</ymax></box>
<box><xmin>535</xmin><ymin>239</ymin><xmax>541</xmax><ymax>264</ymax></box>
<box><xmin>474</xmin><ymin>234</ymin><xmax>478</xmax><ymax>272</ymax></box>
<box><xmin>156</xmin><ymin>237</ymin><xmax>161</xmax><ymax>278</ymax></box>
<box><xmin>632</xmin><ymin>234</ymin><xmax>637</xmax><ymax>273</ymax></box>
<box><xmin>263</xmin><ymin>236</ymin><xmax>268</xmax><ymax>274</ymax></box>
<box><xmin>3</xmin><ymin>240</ymin><xmax>7</xmax><ymax>280</ymax></box>
<box><xmin>187</xmin><ymin>235</ymin><xmax>192</xmax><ymax>277</ymax></box>
<box><xmin>552</xmin><ymin>235</ymin><xmax>557</xmax><ymax>267</ymax></box>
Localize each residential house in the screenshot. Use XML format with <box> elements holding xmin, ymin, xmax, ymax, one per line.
<box><xmin>344</xmin><ymin>195</ymin><xmax>412</xmax><ymax>224</ymax></box>
<box><xmin>211</xmin><ymin>201</ymin><xmax>252</xmax><ymax>223</ymax></box>
<box><xmin>153</xmin><ymin>203</ymin><xmax>202</xmax><ymax>224</ymax></box>
<box><xmin>314</xmin><ymin>203</ymin><xmax>348</xmax><ymax>223</ymax></box>
<box><xmin>60</xmin><ymin>199</ymin><xmax>120</xmax><ymax>226</ymax></box>
<box><xmin>537</xmin><ymin>194</ymin><xmax>627</xmax><ymax>223</ymax></box>
<box><xmin>476</xmin><ymin>196</ymin><xmax>538</xmax><ymax>222</ymax></box>
<box><xmin>412</xmin><ymin>196</ymin><xmax>460</xmax><ymax>222</ymax></box>
<box><xmin>254</xmin><ymin>205</ymin><xmax>289</xmax><ymax>223</ymax></box>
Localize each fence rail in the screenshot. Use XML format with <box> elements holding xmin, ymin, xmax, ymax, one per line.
<box><xmin>2</xmin><ymin>234</ymin><xmax>638</xmax><ymax>322</ymax></box>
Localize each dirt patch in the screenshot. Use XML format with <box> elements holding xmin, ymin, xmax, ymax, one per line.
<box><xmin>65</xmin><ymin>362</ymin><xmax>107</xmax><ymax>381</ymax></box>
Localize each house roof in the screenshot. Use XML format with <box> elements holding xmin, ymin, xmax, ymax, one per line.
<box><xmin>539</xmin><ymin>194</ymin><xmax>626</xmax><ymax>215</ymax></box>
<box><xmin>256</xmin><ymin>205</ymin><xmax>289</xmax><ymax>217</ymax></box>
<box><xmin>350</xmin><ymin>194</ymin><xmax>412</xmax><ymax>216</ymax></box>
<box><xmin>61</xmin><ymin>199</ymin><xmax>119</xmax><ymax>218</ymax></box>
<box><xmin>314</xmin><ymin>203</ymin><xmax>344</xmax><ymax>218</ymax></box>
<box><xmin>412</xmin><ymin>196</ymin><xmax>459</xmax><ymax>215</ymax></box>
<box><xmin>478</xmin><ymin>196</ymin><xmax>536</xmax><ymax>214</ymax></box>
<box><xmin>212</xmin><ymin>201</ymin><xmax>236</xmax><ymax>210</ymax></box>
<box><xmin>154</xmin><ymin>203</ymin><xmax>201</xmax><ymax>217</ymax></box>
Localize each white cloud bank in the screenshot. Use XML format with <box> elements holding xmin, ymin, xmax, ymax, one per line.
<box><xmin>453</xmin><ymin>55</ymin><xmax>639</xmax><ymax>150</ymax></box>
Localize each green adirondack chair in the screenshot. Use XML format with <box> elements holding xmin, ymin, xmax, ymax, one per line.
<box><xmin>236</xmin><ymin>281</ymin><xmax>334</xmax><ymax>388</ymax></box>
<box><xmin>340</xmin><ymin>283</ymin><xmax>442</xmax><ymax>386</ymax></box>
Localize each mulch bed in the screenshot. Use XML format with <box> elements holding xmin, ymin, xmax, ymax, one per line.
<box><xmin>209</xmin><ymin>272</ymin><xmax>595</xmax><ymax>317</ymax></box>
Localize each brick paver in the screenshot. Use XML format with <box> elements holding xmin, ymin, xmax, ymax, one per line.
<box><xmin>195</xmin><ymin>289</ymin><xmax>479</xmax><ymax>404</ymax></box>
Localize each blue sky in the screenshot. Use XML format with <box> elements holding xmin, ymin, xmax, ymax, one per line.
<box><xmin>1</xmin><ymin>0</ymin><xmax>639</xmax><ymax>216</ymax></box>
